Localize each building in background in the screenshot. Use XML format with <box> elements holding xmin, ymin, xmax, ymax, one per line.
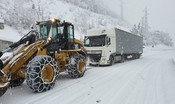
<box><xmin>0</xmin><ymin>20</ymin><xmax>21</xmax><ymax>51</ymax></box>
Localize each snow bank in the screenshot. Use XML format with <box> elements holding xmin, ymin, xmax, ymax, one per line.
<box><xmin>144</xmin><ymin>45</ymin><xmax>173</xmax><ymax>51</ymax></box>
<box><xmin>0</xmin><ymin>25</ymin><xmax>21</xmax><ymax>42</ymax></box>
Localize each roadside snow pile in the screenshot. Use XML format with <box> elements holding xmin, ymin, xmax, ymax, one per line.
<box><xmin>143</xmin><ymin>45</ymin><xmax>175</xmax><ymax>65</ymax></box>
<box><xmin>0</xmin><ymin>25</ymin><xmax>21</xmax><ymax>42</ymax></box>
<box><xmin>144</xmin><ymin>45</ymin><xmax>173</xmax><ymax>51</ymax></box>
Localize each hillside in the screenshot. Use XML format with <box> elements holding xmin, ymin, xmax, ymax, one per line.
<box><xmin>0</xmin><ymin>0</ymin><xmax>173</xmax><ymax>46</ymax></box>
<box><xmin>0</xmin><ymin>0</ymin><xmax>129</xmax><ymax>36</ymax></box>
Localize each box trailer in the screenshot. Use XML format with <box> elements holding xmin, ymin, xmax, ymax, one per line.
<box><xmin>84</xmin><ymin>27</ymin><xmax>143</xmax><ymax>65</ymax></box>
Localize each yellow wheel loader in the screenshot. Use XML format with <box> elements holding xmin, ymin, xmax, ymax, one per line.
<box><xmin>0</xmin><ymin>18</ymin><xmax>87</xmax><ymax>96</ymax></box>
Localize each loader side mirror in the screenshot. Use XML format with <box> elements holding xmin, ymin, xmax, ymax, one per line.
<box><xmin>30</xmin><ymin>24</ymin><xmax>37</xmax><ymax>30</ymax></box>
<box><xmin>30</xmin><ymin>24</ymin><xmax>34</xmax><ymax>30</ymax></box>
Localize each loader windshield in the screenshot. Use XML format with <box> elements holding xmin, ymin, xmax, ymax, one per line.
<box><xmin>48</xmin><ymin>24</ymin><xmax>57</xmax><ymax>39</ymax></box>
<box><xmin>84</xmin><ymin>35</ymin><xmax>106</xmax><ymax>47</ymax></box>
<box><xmin>39</xmin><ymin>23</ymin><xmax>51</xmax><ymax>40</ymax></box>
<box><xmin>39</xmin><ymin>22</ymin><xmax>65</xmax><ymax>41</ymax></box>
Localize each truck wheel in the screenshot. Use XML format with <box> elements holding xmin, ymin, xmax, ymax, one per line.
<box><xmin>26</xmin><ymin>55</ymin><xmax>58</xmax><ymax>93</ymax></box>
<box><xmin>119</xmin><ymin>55</ymin><xmax>125</xmax><ymax>63</ymax></box>
<box><xmin>10</xmin><ymin>78</ymin><xmax>25</xmax><ymax>88</ymax></box>
<box><xmin>133</xmin><ymin>54</ymin><xmax>139</xmax><ymax>59</ymax></box>
<box><xmin>109</xmin><ymin>56</ymin><xmax>115</xmax><ymax>66</ymax></box>
<box><xmin>138</xmin><ymin>54</ymin><xmax>141</xmax><ymax>59</ymax></box>
<box><xmin>68</xmin><ymin>54</ymin><xmax>86</xmax><ymax>78</ymax></box>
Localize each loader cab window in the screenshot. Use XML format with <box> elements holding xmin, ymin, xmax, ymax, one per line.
<box><xmin>66</xmin><ymin>25</ymin><xmax>74</xmax><ymax>49</ymax></box>
<box><xmin>39</xmin><ymin>23</ymin><xmax>51</xmax><ymax>40</ymax></box>
<box><xmin>48</xmin><ymin>24</ymin><xmax>57</xmax><ymax>40</ymax></box>
<box><xmin>67</xmin><ymin>25</ymin><xmax>74</xmax><ymax>40</ymax></box>
<box><xmin>58</xmin><ymin>26</ymin><xmax>64</xmax><ymax>35</ymax></box>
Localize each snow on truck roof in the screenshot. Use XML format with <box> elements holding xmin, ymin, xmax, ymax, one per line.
<box><xmin>0</xmin><ymin>25</ymin><xmax>21</xmax><ymax>42</ymax></box>
<box><xmin>88</xmin><ymin>25</ymin><xmax>131</xmax><ymax>33</ymax></box>
<box><xmin>87</xmin><ymin>26</ymin><xmax>141</xmax><ymax>37</ymax></box>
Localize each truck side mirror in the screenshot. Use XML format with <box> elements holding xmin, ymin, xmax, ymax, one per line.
<box><xmin>108</xmin><ymin>38</ymin><xmax>111</xmax><ymax>45</ymax></box>
<box><xmin>106</xmin><ymin>37</ymin><xmax>111</xmax><ymax>45</ymax></box>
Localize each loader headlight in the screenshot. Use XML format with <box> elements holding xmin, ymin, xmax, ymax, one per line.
<box><xmin>51</xmin><ymin>18</ymin><xmax>56</xmax><ymax>23</ymax></box>
<box><xmin>47</xmin><ymin>37</ymin><xmax>52</xmax><ymax>42</ymax></box>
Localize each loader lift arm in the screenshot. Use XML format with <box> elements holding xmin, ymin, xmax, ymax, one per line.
<box><xmin>0</xmin><ymin>30</ymin><xmax>43</xmax><ymax>96</ymax></box>
<box><xmin>0</xmin><ymin>30</ymin><xmax>37</xmax><ymax>58</ymax></box>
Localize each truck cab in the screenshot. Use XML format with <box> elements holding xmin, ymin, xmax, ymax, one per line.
<box><xmin>84</xmin><ymin>28</ymin><xmax>116</xmax><ymax>65</ymax></box>
<box><xmin>84</xmin><ymin>27</ymin><xmax>143</xmax><ymax>66</ymax></box>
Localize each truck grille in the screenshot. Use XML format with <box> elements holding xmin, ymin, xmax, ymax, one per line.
<box><xmin>88</xmin><ymin>54</ymin><xmax>101</xmax><ymax>62</ymax></box>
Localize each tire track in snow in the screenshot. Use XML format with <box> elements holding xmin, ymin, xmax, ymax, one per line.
<box><xmin>1</xmin><ymin>48</ymin><xmax>175</xmax><ymax>104</ymax></box>
<box><xmin>22</xmin><ymin>59</ymin><xmax>148</xmax><ymax>104</ymax></box>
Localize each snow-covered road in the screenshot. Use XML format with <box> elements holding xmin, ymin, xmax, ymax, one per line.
<box><xmin>0</xmin><ymin>47</ymin><xmax>175</xmax><ymax>104</ymax></box>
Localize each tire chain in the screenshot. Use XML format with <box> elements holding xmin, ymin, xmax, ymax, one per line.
<box><xmin>68</xmin><ymin>54</ymin><xmax>86</xmax><ymax>78</ymax></box>
<box><xmin>26</xmin><ymin>55</ymin><xmax>58</xmax><ymax>93</ymax></box>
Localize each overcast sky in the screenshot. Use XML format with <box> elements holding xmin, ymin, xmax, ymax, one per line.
<box><xmin>103</xmin><ymin>0</ymin><xmax>175</xmax><ymax>42</ymax></box>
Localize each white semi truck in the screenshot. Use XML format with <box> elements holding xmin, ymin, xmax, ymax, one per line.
<box><xmin>84</xmin><ymin>27</ymin><xmax>143</xmax><ymax>66</ymax></box>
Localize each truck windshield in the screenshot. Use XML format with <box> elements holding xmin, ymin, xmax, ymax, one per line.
<box><xmin>84</xmin><ymin>35</ymin><xmax>106</xmax><ymax>47</ymax></box>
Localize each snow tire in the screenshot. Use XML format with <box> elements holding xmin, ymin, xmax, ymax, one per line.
<box><xmin>26</xmin><ymin>55</ymin><xmax>58</xmax><ymax>93</ymax></box>
<box><xmin>68</xmin><ymin>54</ymin><xmax>86</xmax><ymax>78</ymax></box>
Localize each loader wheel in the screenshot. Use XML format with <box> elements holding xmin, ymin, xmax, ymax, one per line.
<box><xmin>10</xmin><ymin>78</ymin><xmax>25</xmax><ymax>88</ymax></box>
<box><xmin>26</xmin><ymin>55</ymin><xmax>58</xmax><ymax>93</ymax></box>
<box><xmin>68</xmin><ymin>54</ymin><xmax>86</xmax><ymax>78</ymax></box>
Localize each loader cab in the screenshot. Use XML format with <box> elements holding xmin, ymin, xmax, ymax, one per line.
<box><xmin>57</xmin><ymin>22</ymin><xmax>75</xmax><ymax>50</ymax></box>
<box><xmin>37</xmin><ymin>19</ymin><xmax>75</xmax><ymax>51</ymax></box>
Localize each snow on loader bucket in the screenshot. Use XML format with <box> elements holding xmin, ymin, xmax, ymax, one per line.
<box><xmin>0</xmin><ymin>18</ymin><xmax>87</xmax><ymax>97</ymax></box>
